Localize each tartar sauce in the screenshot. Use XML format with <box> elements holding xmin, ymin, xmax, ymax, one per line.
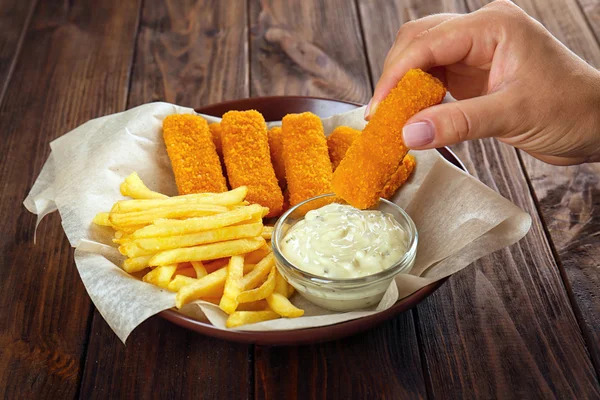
<box><xmin>280</xmin><ymin>203</ymin><xmax>408</xmax><ymax>279</ymax></box>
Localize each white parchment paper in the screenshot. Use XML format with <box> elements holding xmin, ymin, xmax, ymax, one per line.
<box><xmin>24</xmin><ymin>102</ymin><xmax>531</xmax><ymax>342</ymax></box>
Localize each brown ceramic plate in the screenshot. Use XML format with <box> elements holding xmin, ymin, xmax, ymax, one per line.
<box><xmin>159</xmin><ymin>96</ymin><xmax>466</xmax><ymax>346</ymax></box>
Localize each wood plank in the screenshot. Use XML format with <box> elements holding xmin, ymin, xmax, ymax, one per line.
<box><xmin>468</xmin><ymin>0</ymin><xmax>600</xmax><ymax>376</ymax></box>
<box><xmin>78</xmin><ymin>1</ymin><xmax>253</xmax><ymax>399</ymax></box>
<box><xmin>81</xmin><ymin>317</ymin><xmax>252</xmax><ymax>399</ymax></box>
<box><xmin>255</xmin><ymin>317</ymin><xmax>427</xmax><ymax>400</ymax></box>
<box><xmin>577</xmin><ymin>0</ymin><xmax>600</xmax><ymax>44</ymax></box>
<box><xmin>0</xmin><ymin>0</ymin><xmax>37</xmax><ymax>103</ymax></box>
<box><xmin>249</xmin><ymin>1</ymin><xmax>427</xmax><ymax>399</ymax></box>
<box><xmin>0</xmin><ymin>0</ymin><xmax>142</xmax><ymax>398</ymax></box>
<box><xmin>249</xmin><ymin>0</ymin><xmax>371</xmax><ymax>102</ymax></box>
<box><xmin>358</xmin><ymin>0</ymin><xmax>600</xmax><ymax>397</ymax></box>
<box><xmin>127</xmin><ymin>0</ymin><xmax>249</xmax><ymax>108</ymax></box>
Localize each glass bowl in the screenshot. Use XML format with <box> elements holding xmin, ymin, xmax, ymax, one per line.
<box><xmin>271</xmin><ymin>193</ymin><xmax>418</xmax><ymax>312</ymax></box>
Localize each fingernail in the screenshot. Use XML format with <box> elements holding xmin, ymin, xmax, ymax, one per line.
<box><xmin>364</xmin><ymin>100</ymin><xmax>372</xmax><ymax>119</ymax></box>
<box><xmin>403</xmin><ymin>121</ymin><xmax>435</xmax><ymax>148</ymax></box>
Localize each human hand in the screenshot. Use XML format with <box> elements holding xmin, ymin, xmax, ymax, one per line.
<box><xmin>367</xmin><ymin>0</ymin><xmax>600</xmax><ymax>165</ymax></box>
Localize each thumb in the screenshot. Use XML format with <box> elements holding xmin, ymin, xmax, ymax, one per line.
<box><xmin>402</xmin><ymin>91</ymin><xmax>519</xmax><ymax>149</ymax></box>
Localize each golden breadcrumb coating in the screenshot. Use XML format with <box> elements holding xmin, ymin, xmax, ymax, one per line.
<box><xmin>221</xmin><ymin>110</ymin><xmax>284</xmax><ymax>217</ymax></box>
<box><xmin>209</xmin><ymin>122</ymin><xmax>223</xmax><ymax>157</ymax></box>
<box><xmin>327</xmin><ymin>126</ymin><xmax>361</xmax><ymax>170</ymax></box>
<box><xmin>332</xmin><ymin>69</ymin><xmax>445</xmax><ymax>209</ymax></box>
<box><xmin>163</xmin><ymin>114</ymin><xmax>227</xmax><ymax>195</ymax></box>
<box><xmin>379</xmin><ymin>154</ymin><xmax>416</xmax><ymax>199</ymax></box>
<box><xmin>267</xmin><ymin>126</ymin><xmax>287</xmax><ymax>190</ymax></box>
<box><xmin>281</xmin><ymin>112</ymin><xmax>333</xmax><ymax>206</ymax></box>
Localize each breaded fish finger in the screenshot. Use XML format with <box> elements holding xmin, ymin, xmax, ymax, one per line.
<box><xmin>163</xmin><ymin>114</ymin><xmax>227</xmax><ymax>195</ymax></box>
<box><xmin>332</xmin><ymin>69</ymin><xmax>445</xmax><ymax>209</ymax></box>
<box><xmin>379</xmin><ymin>154</ymin><xmax>416</xmax><ymax>200</ymax></box>
<box><xmin>327</xmin><ymin>126</ymin><xmax>361</xmax><ymax>171</ymax></box>
<box><xmin>281</xmin><ymin>112</ymin><xmax>333</xmax><ymax>206</ymax></box>
<box><xmin>267</xmin><ymin>126</ymin><xmax>286</xmax><ymax>190</ymax></box>
<box><xmin>209</xmin><ymin>122</ymin><xmax>223</xmax><ymax>158</ymax></box>
<box><xmin>221</xmin><ymin>110</ymin><xmax>284</xmax><ymax>217</ymax></box>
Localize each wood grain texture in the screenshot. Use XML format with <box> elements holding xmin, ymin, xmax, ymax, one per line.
<box><xmin>469</xmin><ymin>0</ymin><xmax>600</xmax><ymax>376</ymax></box>
<box><xmin>578</xmin><ymin>0</ymin><xmax>600</xmax><ymax>44</ymax></box>
<box><xmin>0</xmin><ymin>0</ymin><xmax>37</xmax><ymax>103</ymax></box>
<box><xmin>79</xmin><ymin>1</ymin><xmax>253</xmax><ymax>399</ymax></box>
<box><xmin>0</xmin><ymin>0</ymin><xmax>142</xmax><ymax>398</ymax></box>
<box><xmin>358</xmin><ymin>0</ymin><xmax>600</xmax><ymax>397</ymax></box>
<box><xmin>255</xmin><ymin>317</ymin><xmax>427</xmax><ymax>400</ymax></box>
<box><xmin>249</xmin><ymin>0</ymin><xmax>371</xmax><ymax>102</ymax></box>
<box><xmin>80</xmin><ymin>317</ymin><xmax>252</xmax><ymax>400</ymax></box>
<box><xmin>250</xmin><ymin>1</ymin><xmax>427</xmax><ymax>399</ymax></box>
<box><xmin>128</xmin><ymin>0</ymin><xmax>249</xmax><ymax>109</ymax></box>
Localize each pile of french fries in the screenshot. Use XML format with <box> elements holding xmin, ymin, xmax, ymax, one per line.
<box><xmin>93</xmin><ymin>172</ymin><xmax>303</xmax><ymax>328</ymax></box>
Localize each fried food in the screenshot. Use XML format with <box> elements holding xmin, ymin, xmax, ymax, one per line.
<box><xmin>221</xmin><ymin>110</ymin><xmax>284</xmax><ymax>217</ymax></box>
<box><xmin>149</xmin><ymin>237</ymin><xmax>265</xmax><ymax>266</ymax></box>
<box><xmin>281</xmin><ymin>112</ymin><xmax>333</xmax><ymax>206</ymax></box>
<box><xmin>111</xmin><ymin>186</ymin><xmax>247</xmax><ymax>213</ymax></box>
<box><xmin>120</xmin><ymin>172</ymin><xmax>168</xmax><ymax>199</ymax></box>
<box><xmin>226</xmin><ymin>310</ymin><xmax>280</xmax><ymax>328</ymax></box>
<box><xmin>209</xmin><ymin>122</ymin><xmax>223</xmax><ymax>157</ymax></box>
<box><xmin>163</xmin><ymin>114</ymin><xmax>227</xmax><ymax>195</ymax></box>
<box><xmin>327</xmin><ymin>126</ymin><xmax>361</xmax><ymax>171</ymax></box>
<box><xmin>219</xmin><ymin>255</ymin><xmax>245</xmax><ymax>314</ymax></box>
<box><xmin>267</xmin><ymin>126</ymin><xmax>287</xmax><ymax>190</ymax></box>
<box><xmin>379</xmin><ymin>154</ymin><xmax>416</xmax><ymax>200</ymax></box>
<box><xmin>120</xmin><ymin>222</ymin><xmax>263</xmax><ymax>258</ymax></box>
<box><xmin>332</xmin><ymin>69</ymin><xmax>445</xmax><ymax>209</ymax></box>
<box><xmin>130</xmin><ymin>204</ymin><xmax>265</xmax><ymax>239</ymax></box>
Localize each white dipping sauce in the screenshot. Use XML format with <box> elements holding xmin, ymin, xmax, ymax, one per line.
<box><xmin>280</xmin><ymin>203</ymin><xmax>408</xmax><ymax>279</ymax></box>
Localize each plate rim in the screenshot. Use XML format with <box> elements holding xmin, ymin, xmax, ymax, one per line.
<box><xmin>158</xmin><ymin>95</ymin><xmax>466</xmax><ymax>345</ymax></box>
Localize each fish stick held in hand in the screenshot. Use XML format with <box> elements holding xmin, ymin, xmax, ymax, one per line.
<box><xmin>332</xmin><ymin>69</ymin><xmax>445</xmax><ymax>209</ymax></box>
<box><xmin>281</xmin><ymin>112</ymin><xmax>333</xmax><ymax>206</ymax></box>
<box><xmin>163</xmin><ymin>114</ymin><xmax>227</xmax><ymax>195</ymax></box>
<box><xmin>221</xmin><ymin>110</ymin><xmax>284</xmax><ymax>217</ymax></box>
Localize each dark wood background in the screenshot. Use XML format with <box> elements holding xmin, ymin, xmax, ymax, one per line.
<box><xmin>1</xmin><ymin>0</ymin><xmax>599</xmax><ymax>398</ymax></box>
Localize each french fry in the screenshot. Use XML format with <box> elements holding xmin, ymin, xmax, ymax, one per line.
<box><xmin>287</xmin><ymin>283</ymin><xmax>295</xmax><ymax>298</ymax></box>
<box><xmin>150</xmin><ymin>237</ymin><xmax>265</xmax><ymax>266</ymax></box>
<box><xmin>237</xmin><ymin>263</ymin><xmax>276</xmax><ymax>303</ymax></box>
<box><xmin>142</xmin><ymin>265</ymin><xmax>177</xmax><ymax>288</ymax></box>
<box><xmin>130</xmin><ymin>204</ymin><xmax>264</xmax><ymax>238</ymax></box>
<box><xmin>92</xmin><ymin>212</ymin><xmax>112</xmax><ymax>226</ymax></box>
<box><xmin>111</xmin><ymin>186</ymin><xmax>248</xmax><ymax>213</ymax></box>
<box><xmin>241</xmin><ymin>253</ymin><xmax>275</xmax><ymax>290</ymax></box>
<box><xmin>168</xmin><ymin>275</ymin><xmax>197</xmax><ymax>292</ymax></box>
<box><xmin>191</xmin><ymin>261</ymin><xmax>207</xmax><ymax>278</ymax></box>
<box><xmin>109</xmin><ymin>203</ymin><xmax>229</xmax><ymax>227</ymax></box>
<box><xmin>245</xmin><ymin>244</ymin><xmax>272</xmax><ymax>264</ymax></box>
<box><xmin>176</xmin><ymin>267</ymin><xmax>229</xmax><ymax>308</ymax></box>
<box><xmin>123</xmin><ymin>255</ymin><xmax>154</xmax><ymax>273</ymax></box>
<box><xmin>219</xmin><ymin>255</ymin><xmax>245</xmax><ymax>314</ymax></box>
<box><xmin>261</xmin><ymin>226</ymin><xmax>273</xmax><ymax>240</ymax></box>
<box><xmin>225</xmin><ymin>310</ymin><xmax>280</xmax><ymax>328</ymax></box>
<box><xmin>267</xmin><ymin>293</ymin><xmax>304</xmax><ymax>318</ymax></box>
<box><xmin>274</xmin><ymin>268</ymin><xmax>288</xmax><ymax>296</ymax></box>
<box><xmin>120</xmin><ymin>222</ymin><xmax>264</xmax><ymax>258</ymax></box>
<box><xmin>120</xmin><ymin>172</ymin><xmax>168</xmax><ymax>199</ymax></box>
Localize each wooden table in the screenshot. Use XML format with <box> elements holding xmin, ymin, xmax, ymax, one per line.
<box><xmin>1</xmin><ymin>0</ymin><xmax>599</xmax><ymax>398</ymax></box>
